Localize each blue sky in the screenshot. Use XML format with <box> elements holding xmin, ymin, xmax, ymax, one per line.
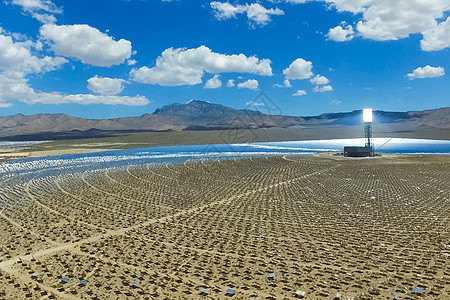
<box><xmin>0</xmin><ymin>0</ymin><xmax>449</xmax><ymax>119</ymax></box>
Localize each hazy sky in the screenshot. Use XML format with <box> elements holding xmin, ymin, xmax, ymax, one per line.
<box><xmin>0</xmin><ymin>0</ymin><xmax>449</xmax><ymax>118</ymax></box>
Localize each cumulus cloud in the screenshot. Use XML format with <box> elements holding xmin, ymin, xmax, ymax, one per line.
<box><xmin>0</xmin><ymin>29</ymin><xmax>144</xmax><ymax>107</ymax></box>
<box><xmin>8</xmin><ymin>0</ymin><xmax>62</xmax><ymax>23</ymax></box>
<box><xmin>283</xmin><ymin>58</ymin><xmax>313</xmax><ymax>80</ymax></box>
<box><xmin>226</xmin><ymin>79</ymin><xmax>235</xmax><ymax>87</ymax></box>
<box><xmin>353</xmin><ymin>1</ymin><xmax>450</xmax><ymax>43</ymax></box>
<box><xmin>274</xmin><ymin>79</ymin><xmax>292</xmax><ymax>88</ymax></box>
<box><xmin>204</xmin><ymin>75</ymin><xmax>222</xmax><ymax>89</ymax></box>
<box><xmin>313</xmin><ymin>85</ymin><xmax>333</xmax><ymax>92</ymax></box>
<box><xmin>0</xmin><ymin>74</ymin><xmax>148</xmax><ymax>107</ymax></box>
<box><xmin>283</xmin><ymin>0</ymin><xmax>450</xmax><ymax>51</ymax></box>
<box><xmin>130</xmin><ymin>45</ymin><xmax>272</xmax><ymax>86</ymax></box>
<box><xmin>0</xmin><ymin>32</ymin><xmax>67</xmax><ymax>76</ymax></box>
<box><xmin>87</xmin><ymin>76</ymin><xmax>126</xmax><ymax>95</ymax></box>
<box><xmin>327</xmin><ymin>24</ymin><xmax>354</xmax><ymax>41</ymax></box>
<box><xmin>237</xmin><ymin>79</ymin><xmax>259</xmax><ymax>90</ymax></box>
<box><xmin>40</xmin><ymin>24</ymin><xmax>133</xmax><ymax>67</ymax></box>
<box><xmin>210</xmin><ymin>2</ymin><xmax>284</xmax><ymax>27</ymax></box>
<box><xmin>421</xmin><ymin>16</ymin><xmax>450</xmax><ymax>51</ymax></box>
<box><xmin>310</xmin><ymin>75</ymin><xmax>330</xmax><ymax>85</ymax></box>
<box><xmin>407</xmin><ymin>65</ymin><xmax>445</xmax><ymax>80</ymax></box>
<box><xmin>293</xmin><ymin>89</ymin><xmax>307</xmax><ymax>96</ymax></box>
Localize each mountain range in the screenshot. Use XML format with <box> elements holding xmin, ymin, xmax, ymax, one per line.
<box><xmin>0</xmin><ymin>100</ymin><xmax>449</xmax><ymax>140</ymax></box>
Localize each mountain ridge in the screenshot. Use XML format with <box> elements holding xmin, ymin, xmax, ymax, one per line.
<box><xmin>0</xmin><ymin>100</ymin><xmax>449</xmax><ymax>139</ymax></box>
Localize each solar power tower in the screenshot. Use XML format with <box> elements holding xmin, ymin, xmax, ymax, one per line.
<box><xmin>344</xmin><ymin>108</ymin><xmax>375</xmax><ymax>157</ymax></box>
<box><xmin>363</xmin><ymin>108</ymin><xmax>374</xmax><ymax>156</ymax></box>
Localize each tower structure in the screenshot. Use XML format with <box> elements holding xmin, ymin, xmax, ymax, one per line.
<box><xmin>363</xmin><ymin>108</ymin><xmax>374</xmax><ymax>156</ymax></box>
<box><xmin>344</xmin><ymin>108</ymin><xmax>374</xmax><ymax>157</ymax></box>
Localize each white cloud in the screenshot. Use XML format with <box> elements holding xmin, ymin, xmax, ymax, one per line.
<box><xmin>40</xmin><ymin>24</ymin><xmax>133</xmax><ymax>67</ymax></box>
<box><xmin>0</xmin><ymin>29</ymin><xmax>143</xmax><ymax>107</ymax></box>
<box><xmin>8</xmin><ymin>0</ymin><xmax>62</xmax><ymax>23</ymax></box>
<box><xmin>283</xmin><ymin>79</ymin><xmax>292</xmax><ymax>87</ymax></box>
<box><xmin>32</xmin><ymin>13</ymin><xmax>57</xmax><ymax>24</ymax></box>
<box><xmin>87</xmin><ymin>76</ymin><xmax>125</xmax><ymax>95</ymax></box>
<box><xmin>10</xmin><ymin>0</ymin><xmax>62</xmax><ymax>14</ymax></box>
<box><xmin>283</xmin><ymin>0</ymin><xmax>450</xmax><ymax>51</ymax></box>
<box><xmin>283</xmin><ymin>58</ymin><xmax>313</xmax><ymax>80</ymax></box>
<box><xmin>204</xmin><ymin>75</ymin><xmax>222</xmax><ymax>89</ymax></box>
<box><xmin>210</xmin><ymin>2</ymin><xmax>239</xmax><ymax>19</ymax></box>
<box><xmin>310</xmin><ymin>75</ymin><xmax>330</xmax><ymax>85</ymax></box>
<box><xmin>237</xmin><ymin>79</ymin><xmax>259</xmax><ymax>90</ymax></box>
<box><xmin>130</xmin><ymin>45</ymin><xmax>272</xmax><ymax>86</ymax></box>
<box><xmin>421</xmin><ymin>16</ymin><xmax>450</xmax><ymax>51</ymax></box>
<box><xmin>127</xmin><ymin>59</ymin><xmax>137</xmax><ymax>66</ymax></box>
<box><xmin>293</xmin><ymin>89</ymin><xmax>307</xmax><ymax>96</ymax></box>
<box><xmin>313</xmin><ymin>85</ymin><xmax>333</xmax><ymax>92</ymax></box>
<box><xmin>0</xmin><ymin>74</ymin><xmax>148</xmax><ymax>107</ymax></box>
<box><xmin>353</xmin><ymin>1</ymin><xmax>450</xmax><ymax>42</ymax></box>
<box><xmin>407</xmin><ymin>65</ymin><xmax>445</xmax><ymax>80</ymax></box>
<box><xmin>210</xmin><ymin>2</ymin><xmax>284</xmax><ymax>27</ymax></box>
<box><xmin>275</xmin><ymin>79</ymin><xmax>292</xmax><ymax>88</ymax></box>
<box><xmin>327</xmin><ymin>24</ymin><xmax>354</xmax><ymax>41</ymax></box>
<box><xmin>45</xmin><ymin>94</ymin><xmax>148</xmax><ymax>106</ymax></box>
<box><xmin>0</xmin><ymin>32</ymin><xmax>67</xmax><ymax>76</ymax></box>
<box><xmin>0</xmin><ymin>102</ymin><xmax>13</xmax><ymax>108</ymax></box>
<box><xmin>226</xmin><ymin>79</ymin><xmax>235</xmax><ymax>87</ymax></box>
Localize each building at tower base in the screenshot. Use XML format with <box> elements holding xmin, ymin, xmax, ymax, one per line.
<box><xmin>344</xmin><ymin>146</ymin><xmax>373</xmax><ymax>157</ymax></box>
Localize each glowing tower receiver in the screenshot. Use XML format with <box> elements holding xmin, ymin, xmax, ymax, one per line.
<box><xmin>363</xmin><ymin>108</ymin><xmax>373</xmax><ymax>123</ymax></box>
<box><xmin>363</xmin><ymin>108</ymin><xmax>373</xmax><ymax>154</ymax></box>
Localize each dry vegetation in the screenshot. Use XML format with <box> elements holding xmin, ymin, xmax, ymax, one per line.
<box><xmin>1</xmin><ymin>155</ymin><xmax>450</xmax><ymax>299</ymax></box>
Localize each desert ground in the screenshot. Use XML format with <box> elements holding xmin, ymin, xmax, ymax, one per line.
<box><xmin>1</xmin><ymin>125</ymin><xmax>449</xmax><ymax>159</ymax></box>
<box><xmin>0</xmin><ymin>155</ymin><xmax>449</xmax><ymax>299</ymax></box>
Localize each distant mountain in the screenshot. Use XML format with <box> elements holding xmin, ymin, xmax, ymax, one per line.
<box><xmin>307</xmin><ymin>107</ymin><xmax>450</xmax><ymax>127</ymax></box>
<box><xmin>0</xmin><ymin>100</ymin><xmax>448</xmax><ymax>139</ymax></box>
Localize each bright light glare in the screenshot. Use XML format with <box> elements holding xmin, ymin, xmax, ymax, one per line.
<box><xmin>363</xmin><ymin>108</ymin><xmax>373</xmax><ymax>122</ymax></box>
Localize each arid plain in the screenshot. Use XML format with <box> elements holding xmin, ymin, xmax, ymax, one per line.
<box><xmin>0</xmin><ymin>155</ymin><xmax>449</xmax><ymax>299</ymax></box>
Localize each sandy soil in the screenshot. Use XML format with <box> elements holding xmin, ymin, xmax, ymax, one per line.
<box><xmin>0</xmin><ymin>148</ymin><xmax>108</xmax><ymax>159</ymax></box>
<box><xmin>0</xmin><ymin>155</ymin><xmax>449</xmax><ymax>299</ymax></box>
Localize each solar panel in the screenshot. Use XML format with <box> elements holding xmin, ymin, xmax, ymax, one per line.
<box><xmin>79</xmin><ymin>280</ymin><xmax>87</xmax><ymax>285</ymax></box>
<box><xmin>226</xmin><ymin>289</ymin><xmax>236</xmax><ymax>295</ymax></box>
<box><xmin>130</xmin><ymin>281</ymin><xmax>139</xmax><ymax>286</ymax></box>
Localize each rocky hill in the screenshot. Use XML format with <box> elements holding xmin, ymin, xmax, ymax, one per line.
<box><xmin>0</xmin><ymin>100</ymin><xmax>448</xmax><ymax>139</ymax></box>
